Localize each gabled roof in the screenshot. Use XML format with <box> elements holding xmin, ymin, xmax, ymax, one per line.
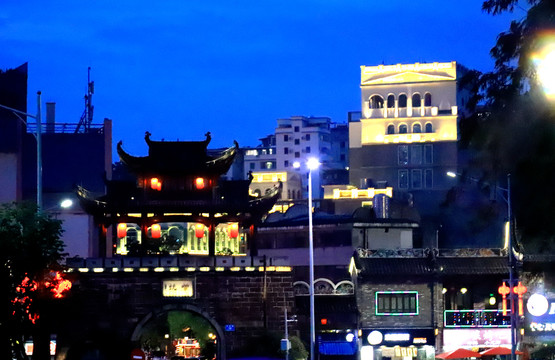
<box><xmin>117</xmin><ymin>132</ymin><xmax>238</xmax><ymax>176</ymax></box>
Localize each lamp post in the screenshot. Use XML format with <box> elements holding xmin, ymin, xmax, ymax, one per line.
<box><xmin>295</xmin><ymin>157</ymin><xmax>320</xmax><ymax>360</ymax></box>
<box><xmin>447</xmin><ymin>171</ymin><xmax>517</xmax><ymax>359</ymax></box>
<box><xmin>0</xmin><ymin>91</ymin><xmax>43</xmax><ymax>210</ymax></box>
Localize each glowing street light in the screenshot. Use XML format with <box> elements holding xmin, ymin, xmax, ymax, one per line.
<box><xmin>531</xmin><ymin>34</ymin><xmax>555</xmax><ymax>101</ymax></box>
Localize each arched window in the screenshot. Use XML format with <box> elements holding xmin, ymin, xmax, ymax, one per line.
<box><xmin>413</xmin><ymin>123</ymin><xmax>421</xmax><ymax>133</ymax></box>
<box><xmin>387</xmin><ymin>94</ymin><xmax>395</xmax><ymax>108</ymax></box>
<box><xmin>412</xmin><ymin>93</ymin><xmax>421</xmax><ymax>108</ymax></box>
<box><xmin>399</xmin><ymin>124</ymin><xmax>408</xmax><ymax>134</ymax></box>
<box><xmin>424</xmin><ymin>93</ymin><xmax>432</xmax><ymax>106</ymax></box>
<box><xmin>398</xmin><ymin>94</ymin><xmax>407</xmax><ymax>108</ymax></box>
<box><xmin>425</xmin><ymin>123</ymin><xmax>433</xmax><ymax>133</ymax></box>
<box><xmin>369</xmin><ymin>95</ymin><xmax>384</xmax><ymax>109</ymax></box>
<box><xmin>387</xmin><ymin>124</ymin><xmax>395</xmax><ymax>134</ymax></box>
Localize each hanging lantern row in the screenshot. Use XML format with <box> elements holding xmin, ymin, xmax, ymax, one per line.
<box><xmin>498</xmin><ymin>281</ymin><xmax>528</xmax><ymax>316</ymax></box>
<box><xmin>117</xmin><ymin>222</ymin><xmax>239</xmax><ymax>240</ymax></box>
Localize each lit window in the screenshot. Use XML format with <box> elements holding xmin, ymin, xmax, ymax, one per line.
<box><xmin>376</xmin><ymin>291</ymin><xmax>418</xmax><ymax>315</ymax></box>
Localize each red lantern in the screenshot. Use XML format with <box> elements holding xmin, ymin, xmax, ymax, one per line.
<box><xmin>498</xmin><ymin>282</ymin><xmax>511</xmax><ymax>316</ymax></box>
<box><xmin>513</xmin><ymin>281</ymin><xmax>527</xmax><ymax>316</ymax></box>
<box><xmin>320</xmin><ymin>318</ymin><xmax>328</xmax><ymax>325</ymax></box>
<box><xmin>195</xmin><ymin>223</ymin><xmax>205</xmax><ymax>238</ymax></box>
<box><xmin>117</xmin><ymin>223</ymin><xmax>127</xmax><ymax>238</ymax></box>
<box><xmin>150</xmin><ymin>178</ymin><xmax>162</xmax><ymax>191</ymax></box>
<box><xmin>151</xmin><ymin>224</ymin><xmax>161</xmax><ymax>238</ymax></box>
<box><xmin>195</xmin><ymin>177</ymin><xmax>205</xmax><ymax>190</ymax></box>
<box><xmin>228</xmin><ymin>223</ymin><xmax>239</xmax><ymax>238</ymax></box>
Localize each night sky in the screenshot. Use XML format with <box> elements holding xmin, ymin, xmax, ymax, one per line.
<box><xmin>1</xmin><ymin>0</ymin><xmax>521</xmax><ymax>158</ymax></box>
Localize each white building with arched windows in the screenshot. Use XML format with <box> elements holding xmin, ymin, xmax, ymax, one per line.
<box><xmin>349</xmin><ymin>61</ymin><xmax>472</xmax><ymax>217</ymax></box>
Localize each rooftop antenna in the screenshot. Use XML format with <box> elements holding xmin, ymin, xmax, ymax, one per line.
<box><xmin>75</xmin><ymin>67</ymin><xmax>94</xmax><ymax>133</ymax></box>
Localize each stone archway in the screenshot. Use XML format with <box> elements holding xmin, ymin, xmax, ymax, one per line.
<box><xmin>131</xmin><ymin>303</ymin><xmax>227</xmax><ymax>360</ymax></box>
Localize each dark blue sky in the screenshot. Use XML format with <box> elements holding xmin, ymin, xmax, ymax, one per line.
<box><xmin>1</xmin><ymin>0</ymin><xmax>521</xmax><ymax>157</ymax></box>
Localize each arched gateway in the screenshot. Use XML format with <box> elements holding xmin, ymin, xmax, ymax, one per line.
<box><xmin>131</xmin><ymin>303</ymin><xmax>227</xmax><ymax>360</ymax></box>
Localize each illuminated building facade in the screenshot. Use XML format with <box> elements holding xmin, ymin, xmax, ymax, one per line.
<box><xmin>349</xmin><ymin>61</ymin><xmax>470</xmax><ymax>200</ymax></box>
<box><xmin>77</xmin><ymin>132</ymin><xmax>280</xmax><ymax>257</ymax></box>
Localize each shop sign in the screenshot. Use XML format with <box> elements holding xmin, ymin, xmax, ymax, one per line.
<box><xmin>443</xmin><ymin>328</ymin><xmax>510</xmax><ymax>348</ymax></box>
<box><xmin>381</xmin><ymin>347</ymin><xmax>418</xmax><ymax>358</ymax></box>
<box><xmin>162</xmin><ymin>279</ymin><xmax>194</xmax><ymax>297</ymax></box>
<box><xmin>362</xmin><ymin>329</ymin><xmax>434</xmax><ymax>346</ymax></box>
<box><xmin>525</xmin><ymin>293</ymin><xmax>555</xmax><ymax>334</ymax></box>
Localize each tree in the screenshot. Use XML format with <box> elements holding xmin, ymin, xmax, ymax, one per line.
<box><xmin>463</xmin><ymin>0</ymin><xmax>555</xmax><ymax>251</ymax></box>
<box><xmin>0</xmin><ymin>202</ymin><xmax>66</xmax><ymax>360</ymax></box>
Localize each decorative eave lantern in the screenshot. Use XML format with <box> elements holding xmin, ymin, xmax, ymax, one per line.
<box><xmin>195</xmin><ymin>177</ymin><xmax>205</xmax><ymax>190</ymax></box>
<box><xmin>117</xmin><ymin>223</ymin><xmax>127</xmax><ymax>238</ymax></box>
<box><xmin>228</xmin><ymin>223</ymin><xmax>239</xmax><ymax>238</ymax></box>
<box><xmin>195</xmin><ymin>223</ymin><xmax>205</xmax><ymax>238</ymax></box>
<box><xmin>151</xmin><ymin>224</ymin><xmax>161</xmax><ymax>238</ymax></box>
<box><xmin>150</xmin><ymin>177</ymin><xmax>162</xmax><ymax>191</ymax></box>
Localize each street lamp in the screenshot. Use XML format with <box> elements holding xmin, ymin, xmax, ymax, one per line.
<box><xmin>0</xmin><ymin>91</ymin><xmax>43</xmax><ymax>210</ymax></box>
<box><xmin>531</xmin><ymin>35</ymin><xmax>555</xmax><ymax>101</ymax></box>
<box><xmin>294</xmin><ymin>157</ymin><xmax>320</xmax><ymax>360</ymax></box>
<box><xmin>447</xmin><ymin>171</ymin><xmax>518</xmax><ymax>360</ymax></box>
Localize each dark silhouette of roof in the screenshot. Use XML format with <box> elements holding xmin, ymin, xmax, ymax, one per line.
<box><xmin>117</xmin><ymin>132</ymin><xmax>238</xmax><ymax>176</ymax></box>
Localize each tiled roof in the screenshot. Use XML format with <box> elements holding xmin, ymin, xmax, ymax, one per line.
<box><xmin>354</xmin><ymin>256</ymin><xmax>509</xmax><ymax>277</ymax></box>
<box><xmin>436</xmin><ymin>257</ymin><xmax>508</xmax><ymax>275</ymax></box>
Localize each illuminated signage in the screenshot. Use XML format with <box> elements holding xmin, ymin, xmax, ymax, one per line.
<box><xmin>443</xmin><ymin>328</ymin><xmax>510</xmax><ymax>348</ymax></box>
<box><xmin>162</xmin><ymin>279</ymin><xmax>194</xmax><ymax>297</ymax></box>
<box><xmin>384</xmin><ymin>333</ymin><xmax>410</xmax><ymax>342</ymax></box>
<box><xmin>444</xmin><ymin>310</ymin><xmax>510</xmax><ymax>328</ymax></box>
<box><xmin>381</xmin><ymin>347</ymin><xmax>418</xmax><ymax>358</ymax></box>
<box><xmin>525</xmin><ymin>293</ymin><xmax>555</xmax><ymax>334</ymax></box>
<box><xmin>363</xmin><ymin>329</ymin><xmax>434</xmax><ymax>346</ymax></box>
<box><xmin>368</xmin><ymin>331</ymin><xmax>383</xmax><ymax>345</ymax></box>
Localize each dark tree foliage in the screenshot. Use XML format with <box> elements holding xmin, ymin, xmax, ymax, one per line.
<box><xmin>463</xmin><ymin>0</ymin><xmax>555</xmax><ymax>251</ymax></box>
<box><xmin>0</xmin><ymin>202</ymin><xmax>65</xmax><ymax>360</ymax></box>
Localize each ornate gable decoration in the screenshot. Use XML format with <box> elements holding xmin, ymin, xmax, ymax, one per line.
<box><xmin>361</xmin><ymin>61</ymin><xmax>457</xmax><ymax>85</ymax></box>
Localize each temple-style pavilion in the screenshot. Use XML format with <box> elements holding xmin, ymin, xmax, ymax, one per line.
<box><xmin>77</xmin><ymin>132</ymin><xmax>281</xmax><ymax>257</ymax></box>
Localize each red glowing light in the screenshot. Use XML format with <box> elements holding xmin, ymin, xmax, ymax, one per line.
<box><xmin>195</xmin><ymin>223</ymin><xmax>205</xmax><ymax>238</ymax></box>
<box><xmin>513</xmin><ymin>281</ymin><xmax>527</xmax><ymax>316</ymax></box>
<box><xmin>228</xmin><ymin>223</ymin><xmax>239</xmax><ymax>238</ymax></box>
<box><xmin>195</xmin><ymin>177</ymin><xmax>205</xmax><ymax>190</ymax></box>
<box><xmin>150</xmin><ymin>178</ymin><xmax>162</xmax><ymax>191</ymax></box>
<box><xmin>320</xmin><ymin>318</ymin><xmax>328</xmax><ymax>325</ymax></box>
<box><xmin>117</xmin><ymin>223</ymin><xmax>127</xmax><ymax>238</ymax></box>
<box><xmin>498</xmin><ymin>282</ymin><xmax>511</xmax><ymax>316</ymax></box>
<box><xmin>151</xmin><ymin>224</ymin><xmax>161</xmax><ymax>238</ymax></box>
